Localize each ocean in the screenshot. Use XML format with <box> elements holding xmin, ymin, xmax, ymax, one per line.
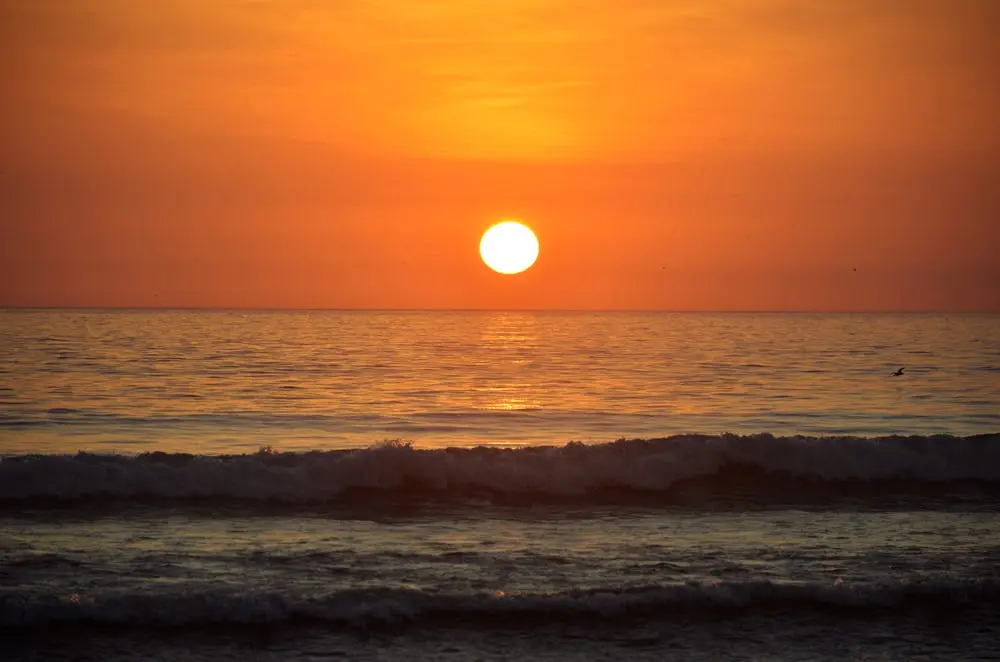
<box><xmin>2</xmin><ymin>309</ymin><xmax>999</xmax><ymax>660</ymax></box>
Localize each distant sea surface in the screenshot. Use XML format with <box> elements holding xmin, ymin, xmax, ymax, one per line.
<box><xmin>2</xmin><ymin>309</ymin><xmax>998</xmax><ymax>453</ymax></box>
<box><xmin>2</xmin><ymin>309</ymin><xmax>999</xmax><ymax>660</ymax></box>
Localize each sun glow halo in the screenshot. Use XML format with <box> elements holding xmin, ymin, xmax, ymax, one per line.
<box><xmin>479</xmin><ymin>221</ymin><xmax>539</xmax><ymax>275</ymax></box>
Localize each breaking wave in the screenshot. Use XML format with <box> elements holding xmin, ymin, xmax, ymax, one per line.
<box><xmin>2</xmin><ymin>434</ymin><xmax>999</xmax><ymax>507</ymax></box>
<box><xmin>3</xmin><ymin>579</ymin><xmax>998</xmax><ymax>630</ymax></box>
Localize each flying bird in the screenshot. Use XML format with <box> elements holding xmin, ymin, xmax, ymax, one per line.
<box><xmin>891</xmin><ymin>367</ymin><xmax>905</xmax><ymax>377</ymax></box>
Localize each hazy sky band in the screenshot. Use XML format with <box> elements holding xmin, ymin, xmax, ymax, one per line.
<box><xmin>2</xmin><ymin>0</ymin><xmax>998</xmax><ymax>310</ymax></box>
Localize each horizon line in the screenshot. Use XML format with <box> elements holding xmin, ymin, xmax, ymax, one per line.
<box><xmin>2</xmin><ymin>305</ymin><xmax>997</xmax><ymax>315</ymax></box>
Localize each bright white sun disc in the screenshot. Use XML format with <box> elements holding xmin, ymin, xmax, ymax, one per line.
<box><xmin>479</xmin><ymin>221</ymin><xmax>539</xmax><ymax>274</ymax></box>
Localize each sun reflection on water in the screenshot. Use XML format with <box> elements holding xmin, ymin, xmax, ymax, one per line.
<box><xmin>476</xmin><ymin>313</ymin><xmax>545</xmax><ymax>412</ymax></box>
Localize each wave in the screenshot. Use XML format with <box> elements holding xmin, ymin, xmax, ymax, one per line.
<box><xmin>2</xmin><ymin>434</ymin><xmax>999</xmax><ymax>507</ymax></box>
<box><xmin>3</xmin><ymin>579</ymin><xmax>998</xmax><ymax>630</ymax></box>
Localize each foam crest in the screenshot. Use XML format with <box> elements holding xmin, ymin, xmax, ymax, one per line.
<box><xmin>1</xmin><ymin>434</ymin><xmax>998</xmax><ymax>504</ymax></box>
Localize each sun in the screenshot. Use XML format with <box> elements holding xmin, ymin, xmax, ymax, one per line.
<box><xmin>480</xmin><ymin>221</ymin><xmax>539</xmax><ymax>275</ymax></box>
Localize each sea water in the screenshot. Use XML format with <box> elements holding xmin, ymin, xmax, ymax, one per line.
<box><xmin>2</xmin><ymin>310</ymin><xmax>999</xmax><ymax>660</ymax></box>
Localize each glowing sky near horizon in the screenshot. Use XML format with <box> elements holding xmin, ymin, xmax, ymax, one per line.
<box><xmin>1</xmin><ymin>0</ymin><xmax>998</xmax><ymax>310</ymax></box>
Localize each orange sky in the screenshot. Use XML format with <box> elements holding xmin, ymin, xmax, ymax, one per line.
<box><xmin>1</xmin><ymin>0</ymin><xmax>998</xmax><ymax>311</ymax></box>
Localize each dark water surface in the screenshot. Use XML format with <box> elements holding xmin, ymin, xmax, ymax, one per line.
<box><xmin>2</xmin><ymin>310</ymin><xmax>999</xmax><ymax>659</ymax></box>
